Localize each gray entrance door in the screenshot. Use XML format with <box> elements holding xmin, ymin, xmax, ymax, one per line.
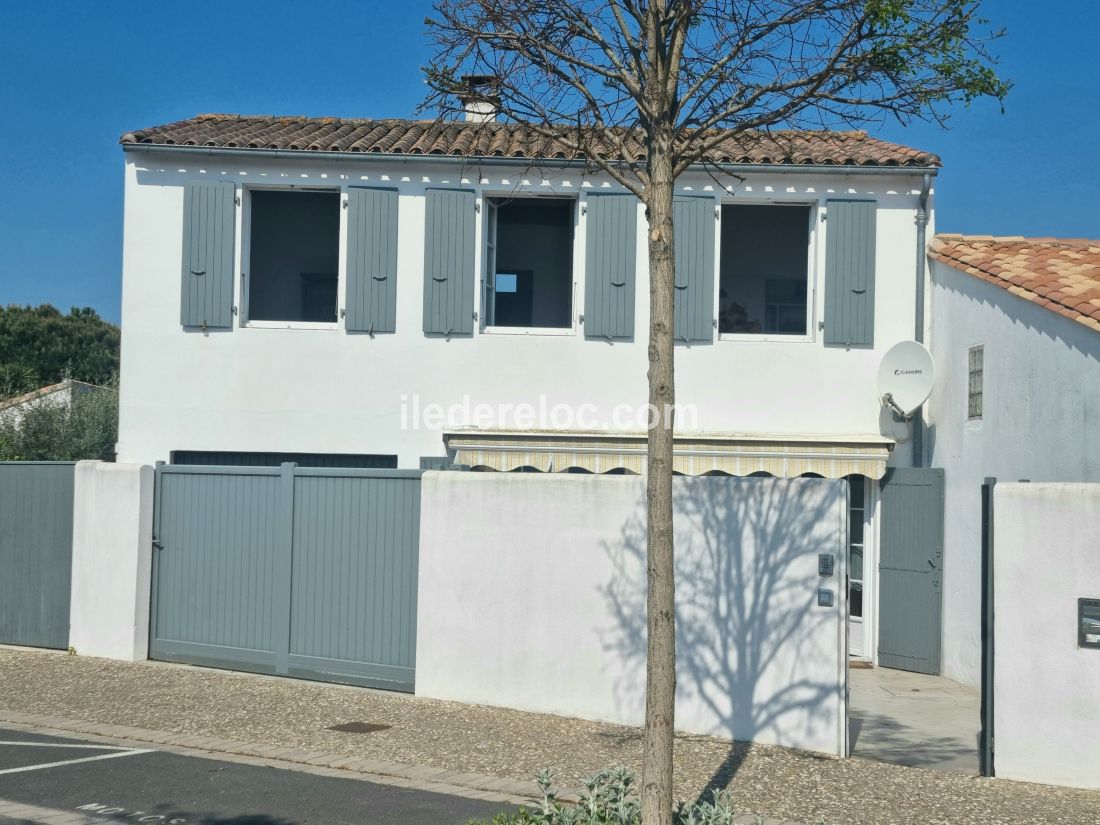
<box><xmin>0</xmin><ymin>462</ymin><xmax>75</xmax><ymax>649</ymax></box>
<box><xmin>878</xmin><ymin>467</ymin><xmax>945</xmax><ymax>674</ymax></box>
<box><xmin>150</xmin><ymin>463</ymin><xmax>422</xmax><ymax>692</ymax></box>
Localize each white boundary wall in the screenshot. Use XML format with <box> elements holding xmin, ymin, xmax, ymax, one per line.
<box><xmin>416</xmin><ymin>472</ymin><xmax>849</xmax><ymax>756</ymax></box>
<box><xmin>994</xmin><ymin>483</ymin><xmax>1100</xmax><ymax>789</ymax></box>
<box><xmin>69</xmin><ymin>461</ymin><xmax>155</xmax><ymax>661</ymax></box>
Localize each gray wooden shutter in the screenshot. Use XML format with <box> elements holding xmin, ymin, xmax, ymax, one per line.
<box><xmin>180</xmin><ymin>181</ymin><xmax>236</xmax><ymax>328</ymax></box>
<box><xmin>423</xmin><ymin>188</ymin><xmax>475</xmax><ymax>335</ymax></box>
<box><xmin>584</xmin><ymin>193</ymin><xmax>637</xmax><ymax>340</ymax></box>
<box><xmin>346</xmin><ymin>187</ymin><xmax>399</xmax><ymax>333</ymax></box>
<box><xmin>823</xmin><ymin>199</ymin><xmax>877</xmax><ymax>347</ymax></box>
<box><xmin>673</xmin><ymin>197</ymin><xmax>716</xmax><ymax>343</ymax></box>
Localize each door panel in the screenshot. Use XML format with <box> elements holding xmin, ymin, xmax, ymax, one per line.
<box><xmin>878</xmin><ymin>467</ymin><xmax>945</xmax><ymax>674</ymax></box>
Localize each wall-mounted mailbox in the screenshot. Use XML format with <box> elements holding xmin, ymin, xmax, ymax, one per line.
<box><xmin>1080</xmin><ymin>598</ymin><xmax>1100</xmax><ymax>650</ymax></box>
<box><xmin>818</xmin><ymin>553</ymin><xmax>835</xmax><ymax>577</ymax></box>
<box><xmin>817</xmin><ymin>588</ymin><xmax>834</xmax><ymax>608</ymax></box>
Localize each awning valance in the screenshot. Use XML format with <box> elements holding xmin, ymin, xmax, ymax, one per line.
<box><xmin>444</xmin><ymin>431</ymin><xmax>892</xmax><ymax>479</ymax></box>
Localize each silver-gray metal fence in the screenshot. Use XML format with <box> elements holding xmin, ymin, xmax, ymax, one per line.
<box><xmin>149</xmin><ymin>463</ymin><xmax>422</xmax><ymax>692</ymax></box>
<box><xmin>0</xmin><ymin>462</ymin><xmax>75</xmax><ymax>649</ymax></box>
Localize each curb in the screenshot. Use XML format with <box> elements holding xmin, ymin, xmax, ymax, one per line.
<box><xmin>0</xmin><ymin>709</ymin><xmax>546</xmax><ymax>808</ymax></box>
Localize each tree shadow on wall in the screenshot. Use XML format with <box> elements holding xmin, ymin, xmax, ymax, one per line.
<box><xmin>600</xmin><ymin>477</ymin><xmax>843</xmax><ymax>804</ymax></box>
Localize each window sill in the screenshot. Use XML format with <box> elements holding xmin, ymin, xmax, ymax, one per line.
<box><xmin>243</xmin><ymin>320</ymin><xmax>341</xmax><ymax>331</ymax></box>
<box><xmin>718</xmin><ymin>333</ymin><xmax>815</xmax><ymax>344</ymax></box>
<box><xmin>481</xmin><ymin>326</ymin><xmax>576</xmax><ymax>337</ymax></box>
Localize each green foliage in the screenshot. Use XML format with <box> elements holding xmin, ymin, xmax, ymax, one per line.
<box><xmin>467</xmin><ymin>768</ymin><xmax>744</xmax><ymax>825</ymax></box>
<box><xmin>0</xmin><ymin>364</ymin><xmax>39</xmax><ymax>400</ymax></box>
<box><xmin>0</xmin><ymin>383</ymin><xmax>118</xmax><ymax>461</ymax></box>
<box><xmin>0</xmin><ymin>304</ymin><xmax>120</xmax><ymax>389</ymax></box>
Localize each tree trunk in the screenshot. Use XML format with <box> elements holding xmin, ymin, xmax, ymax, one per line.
<box><xmin>641</xmin><ymin>155</ymin><xmax>676</xmax><ymax>825</ymax></box>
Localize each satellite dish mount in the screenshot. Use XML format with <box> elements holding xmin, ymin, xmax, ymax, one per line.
<box><xmin>877</xmin><ymin>341</ymin><xmax>936</xmax><ymax>420</ymax></box>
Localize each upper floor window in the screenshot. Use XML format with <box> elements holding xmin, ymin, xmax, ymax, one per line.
<box><xmin>247</xmin><ymin>190</ymin><xmax>340</xmax><ymax>323</ymax></box>
<box><xmin>968</xmin><ymin>345</ymin><xmax>984</xmax><ymax>419</ymax></box>
<box><xmin>719</xmin><ymin>204</ymin><xmax>811</xmax><ymax>336</ymax></box>
<box><xmin>483</xmin><ymin>197</ymin><xmax>574</xmax><ymax>330</ymax></box>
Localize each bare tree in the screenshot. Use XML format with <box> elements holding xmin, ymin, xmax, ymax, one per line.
<box><xmin>422</xmin><ymin>2</ymin><xmax>1007</xmax><ymax>821</ymax></box>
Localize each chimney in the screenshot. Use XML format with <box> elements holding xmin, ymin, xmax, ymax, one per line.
<box><xmin>458</xmin><ymin>75</ymin><xmax>501</xmax><ymax>123</ymax></box>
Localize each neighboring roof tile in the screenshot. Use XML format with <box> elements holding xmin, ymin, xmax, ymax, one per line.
<box><xmin>0</xmin><ymin>380</ymin><xmax>108</xmax><ymax>413</ymax></box>
<box><xmin>119</xmin><ymin>114</ymin><xmax>940</xmax><ymax>168</ymax></box>
<box><xmin>929</xmin><ymin>234</ymin><xmax>1100</xmax><ymax>333</ymax></box>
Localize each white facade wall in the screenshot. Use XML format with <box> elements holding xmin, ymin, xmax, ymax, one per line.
<box><xmin>416</xmin><ymin>472</ymin><xmax>849</xmax><ymax>756</ymax></box>
<box><xmin>68</xmin><ymin>460</ymin><xmax>155</xmax><ymax>661</ymax></box>
<box><xmin>993</xmin><ymin>483</ymin><xmax>1100</xmax><ymax>789</ymax></box>
<box><xmin>928</xmin><ymin>261</ymin><xmax>1100</xmax><ymax>688</ymax></box>
<box><xmin>117</xmin><ymin>150</ymin><xmax>931</xmax><ymax>467</ymax></box>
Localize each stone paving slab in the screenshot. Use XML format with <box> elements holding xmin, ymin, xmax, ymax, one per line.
<box><xmin>2</xmin><ymin>647</ymin><xmax>1099</xmax><ymax>825</ymax></box>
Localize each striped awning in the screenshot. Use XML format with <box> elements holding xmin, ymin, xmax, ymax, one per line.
<box><xmin>444</xmin><ymin>431</ymin><xmax>892</xmax><ymax>479</ymax></box>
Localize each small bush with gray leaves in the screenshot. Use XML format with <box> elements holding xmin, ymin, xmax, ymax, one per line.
<box><xmin>467</xmin><ymin>767</ymin><xmax>745</xmax><ymax>825</ymax></box>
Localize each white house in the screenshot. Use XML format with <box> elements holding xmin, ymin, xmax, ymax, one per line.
<box><xmin>927</xmin><ymin>234</ymin><xmax>1100</xmax><ymax>689</ymax></box>
<box><xmin>117</xmin><ymin>111</ymin><xmax>942</xmax><ymax>668</ymax></box>
<box><xmin>0</xmin><ymin>379</ymin><xmax>106</xmax><ymax>428</ymax></box>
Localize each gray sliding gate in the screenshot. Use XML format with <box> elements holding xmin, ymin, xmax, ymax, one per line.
<box><xmin>878</xmin><ymin>467</ymin><xmax>945</xmax><ymax>675</ymax></box>
<box><xmin>0</xmin><ymin>462</ymin><xmax>75</xmax><ymax>649</ymax></box>
<box><xmin>150</xmin><ymin>463</ymin><xmax>422</xmax><ymax>692</ymax></box>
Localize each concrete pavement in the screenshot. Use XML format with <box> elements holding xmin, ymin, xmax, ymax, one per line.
<box><xmin>849</xmin><ymin>665</ymin><xmax>981</xmax><ymax>774</ymax></box>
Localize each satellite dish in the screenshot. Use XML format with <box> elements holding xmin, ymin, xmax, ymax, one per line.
<box><xmin>877</xmin><ymin>341</ymin><xmax>935</xmax><ymax>416</ymax></box>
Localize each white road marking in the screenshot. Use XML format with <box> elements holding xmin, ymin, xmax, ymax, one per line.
<box><xmin>0</xmin><ymin>746</ymin><xmax>153</xmax><ymax>774</ymax></box>
<box><xmin>0</xmin><ymin>740</ymin><xmax>134</xmax><ymax>750</ymax></box>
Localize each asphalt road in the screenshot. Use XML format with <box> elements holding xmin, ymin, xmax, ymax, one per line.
<box><xmin>0</xmin><ymin>727</ymin><xmax>507</xmax><ymax>824</ymax></box>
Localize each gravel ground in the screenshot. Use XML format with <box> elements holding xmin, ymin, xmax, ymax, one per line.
<box><xmin>1</xmin><ymin>648</ymin><xmax>1097</xmax><ymax>825</ymax></box>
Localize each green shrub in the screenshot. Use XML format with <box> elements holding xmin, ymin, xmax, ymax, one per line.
<box><xmin>0</xmin><ymin>383</ymin><xmax>118</xmax><ymax>461</ymax></box>
<box><xmin>468</xmin><ymin>768</ymin><xmax>740</xmax><ymax>825</ymax></box>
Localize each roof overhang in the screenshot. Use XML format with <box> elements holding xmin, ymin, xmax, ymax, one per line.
<box><xmin>121</xmin><ymin>142</ymin><xmax>939</xmax><ymax>177</ymax></box>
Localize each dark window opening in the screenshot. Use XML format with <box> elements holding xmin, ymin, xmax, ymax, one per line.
<box><xmin>719</xmin><ymin>205</ymin><xmax>811</xmax><ymax>335</ymax></box>
<box><xmin>485</xmin><ymin>198</ymin><xmax>574</xmax><ymax>328</ymax></box>
<box><xmin>248</xmin><ymin>190</ymin><xmax>340</xmax><ymax>323</ymax></box>
<box><xmin>171</xmin><ymin>451</ymin><xmax>397</xmax><ymax>469</ymax></box>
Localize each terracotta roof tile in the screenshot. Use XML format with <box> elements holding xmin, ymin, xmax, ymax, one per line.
<box><xmin>929</xmin><ymin>234</ymin><xmax>1100</xmax><ymax>332</ymax></box>
<box><xmin>119</xmin><ymin>113</ymin><xmax>940</xmax><ymax>168</ymax></box>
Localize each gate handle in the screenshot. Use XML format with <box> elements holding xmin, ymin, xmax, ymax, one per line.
<box><xmin>152</xmin><ymin>539</ymin><xmax>164</xmax><ymax>551</ymax></box>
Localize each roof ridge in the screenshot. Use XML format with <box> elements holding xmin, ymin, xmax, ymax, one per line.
<box><xmin>934</xmin><ymin>233</ymin><xmax>1100</xmax><ymax>247</ymax></box>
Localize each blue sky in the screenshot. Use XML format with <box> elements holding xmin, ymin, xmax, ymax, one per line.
<box><xmin>1</xmin><ymin>1</ymin><xmax>1097</xmax><ymax>324</ymax></box>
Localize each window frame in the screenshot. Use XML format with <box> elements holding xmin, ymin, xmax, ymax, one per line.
<box><xmin>478</xmin><ymin>192</ymin><xmax>580</xmax><ymax>337</ymax></box>
<box><xmin>715</xmin><ymin>199</ymin><xmax>819</xmax><ymax>345</ymax></box>
<box><xmin>968</xmin><ymin>344</ymin><xmax>984</xmax><ymax>420</ymax></box>
<box><xmin>239</xmin><ymin>184</ymin><xmax>346</xmax><ymax>331</ymax></box>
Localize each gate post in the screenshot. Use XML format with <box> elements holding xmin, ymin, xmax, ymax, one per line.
<box><xmin>69</xmin><ymin>461</ymin><xmax>155</xmax><ymax>661</ymax></box>
<box><xmin>980</xmin><ymin>476</ymin><xmax>997</xmax><ymax>776</ymax></box>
